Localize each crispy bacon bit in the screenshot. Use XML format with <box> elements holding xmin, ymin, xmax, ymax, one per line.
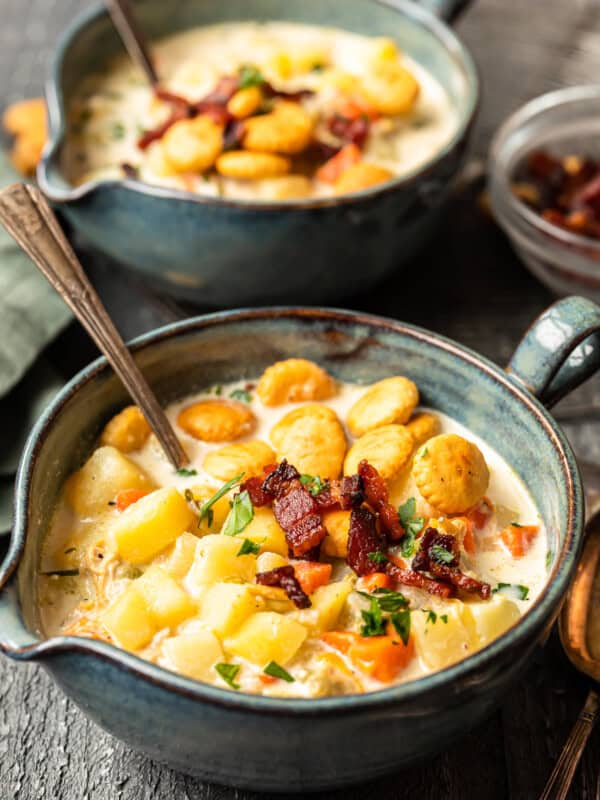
<box><xmin>292</xmin><ymin>544</ymin><xmax>321</xmax><ymax>562</ymax></box>
<box><xmin>262</xmin><ymin>459</ymin><xmax>300</xmax><ymax>499</ymax></box>
<box><xmin>137</xmin><ymin>107</ymin><xmax>190</xmax><ymax>150</ymax></box>
<box><xmin>200</xmin><ymin>76</ymin><xmax>240</xmax><ymax>105</ymax></box>
<box><xmin>256</xmin><ymin>566</ymin><xmax>311</xmax><ymax>609</ymax></box>
<box><xmin>358</xmin><ymin>461</ymin><xmax>404</xmax><ymax>541</ymax></box>
<box><xmin>262</xmin><ymin>82</ymin><xmax>314</xmax><ymax>103</ymax></box>
<box><xmin>346</xmin><ymin>507</ymin><xmax>386</xmax><ymax>576</ymax></box>
<box><xmin>327</xmin><ymin>114</ymin><xmax>370</xmax><ymax>147</ymax></box>
<box><xmin>386</xmin><ymin>563</ymin><xmax>455</xmax><ymax>599</ymax></box>
<box><xmin>240</xmin><ymin>476</ymin><xmax>272</xmax><ymax>507</ymax></box>
<box><xmin>273</xmin><ymin>489</ymin><xmax>327</xmax><ymax>557</ymax></box>
<box><xmin>155</xmin><ymin>87</ymin><xmax>192</xmax><ymax>108</ymax></box>
<box><xmin>411</xmin><ymin>527</ymin><xmax>490</xmax><ymax>600</ymax></box>
<box><xmin>121</xmin><ymin>163</ymin><xmax>139</xmax><ymax>179</ymax></box>
<box><xmin>315</xmin><ymin>475</ymin><xmax>364</xmax><ymax>511</ymax></box>
<box><xmin>194</xmin><ymin>102</ymin><xmax>233</xmax><ymax>126</ymax></box>
<box><xmin>223</xmin><ymin>119</ymin><xmax>247</xmax><ymax>151</ymax></box>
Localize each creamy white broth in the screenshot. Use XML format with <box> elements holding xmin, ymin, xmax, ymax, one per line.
<box><xmin>38</xmin><ymin>376</ymin><xmax>547</xmax><ymax>699</ymax></box>
<box><xmin>62</xmin><ymin>21</ymin><xmax>458</xmax><ymax>200</ymax></box>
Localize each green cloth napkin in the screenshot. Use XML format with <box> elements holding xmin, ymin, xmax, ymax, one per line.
<box><xmin>0</xmin><ymin>154</ymin><xmax>72</xmax><ymax>534</ymax></box>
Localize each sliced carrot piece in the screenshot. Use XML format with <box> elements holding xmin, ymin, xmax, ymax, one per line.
<box><xmin>359</xmin><ymin>572</ymin><xmax>393</xmax><ymax>592</ymax></box>
<box><xmin>335</xmin><ymin>97</ymin><xmax>380</xmax><ymax>122</ymax></box>
<box><xmin>500</xmin><ymin>524</ymin><xmax>539</xmax><ymax>558</ymax></box>
<box><xmin>467</xmin><ymin>496</ymin><xmax>494</xmax><ymax>530</ymax></box>
<box><xmin>387</xmin><ymin>553</ymin><xmax>409</xmax><ymax>570</ymax></box>
<box><xmin>258</xmin><ymin>674</ymin><xmax>277</xmax><ymax>686</ymax></box>
<box><xmin>316</xmin><ymin>143</ymin><xmax>361</xmax><ymax>184</ymax></box>
<box><xmin>115</xmin><ymin>488</ymin><xmax>149</xmax><ymax>512</ymax></box>
<box><xmin>293</xmin><ymin>561</ymin><xmax>332</xmax><ymax>595</ymax></box>
<box><xmin>322</xmin><ymin>629</ymin><xmax>414</xmax><ymax>683</ymax></box>
<box><xmin>322</xmin><ymin>631</ymin><xmax>357</xmax><ymax>655</ymax></box>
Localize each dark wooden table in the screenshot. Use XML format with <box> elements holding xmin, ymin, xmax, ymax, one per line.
<box><xmin>2</xmin><ymin>1</ymin><xmax>600</xmax><ymax>797</ymax></box>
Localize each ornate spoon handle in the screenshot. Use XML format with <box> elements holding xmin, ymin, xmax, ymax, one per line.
<box><xmin>0</xmin><ymin>183</ymin><xmax>188</xmax><ymax>469</ymax></box>
<box><xmin>538</xmin><ymin>688</ymin><xmax>600</xmax><ymax>800</ymax></box>
<box><xmin>105</xmin><ymin>0</ymin><xmax>158</xmax><ymax>87</ymax></box>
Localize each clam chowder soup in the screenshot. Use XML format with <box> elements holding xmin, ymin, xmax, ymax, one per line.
<box><xmin>38</xmin><ymin>360</ymin><xmax>547</xmax><ymax>697</ymax></box>
<box><xmin>63</xmin><ymin>22</ymin><xmax>458</xmax><ymax>200</ymax></box>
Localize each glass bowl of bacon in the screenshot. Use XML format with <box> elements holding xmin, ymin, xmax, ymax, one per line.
<box><xmin>489</xmin><ymin>84</ymin><xmax>600</xmax><ymax>302</ymax></box>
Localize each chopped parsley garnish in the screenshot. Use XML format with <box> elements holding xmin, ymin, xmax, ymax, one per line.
<box><xmin>264</xmin><ymin>661</ymin><xmax>295</xmax><ymax>683</ymax></box>
<box><xmin>423</xmin><ymin>609</ymin><xmax>437</xmax><ymax>624</ymax></box>
<box><xmin>299</xmin><ymin>474</ymin><xmax>327</xmax><ymax>496</ymax></box>
<box><xmin>360</xmin><ymin>597</ymin><xmax>386</xmax><ymax>637</ymax></box>
<box><xmin>239</xmin><ymin>64</ymin><xmax>265</xmax><ymax>89</ymax></box>
<box><xmin>367</xmin><ymin>551</ymin><xmax>389</xmax><ymax>566</ymax></box>
<box><xmin>398</xmin><ymin>497</ymin><xmax>425</xmax><ymax>557</ymax></box>
<box><xmin>440</xmin><ymin>614</ymin><xmax>448</xmax><ymax>624</ymax></box>
<box><xmin>390</xmin><ymin>608</ymin><xmax>411</xmax><ymax>645</ymax></box>
<box><xmin>111</xmin><ymin>121</ymin><xmax>126</xmax><ymax>140</ymax></box>
<box><xmin>546</xmin><ymin>550</ymin><xmax>553</xmax><ymax>570</ymax></box>
<box><xmin>127</xmin><ymin>567</ymin><xmax>143</xmax><ymax>580</ymax></box>
<box><xmin>195</xmin><ymin>473</ymin><xmax>244</xmax><ymax>529</ymax></box>
<box><xmin>230</xmin><ymin>388</ymin><xmax>252</xmax><ymax>403</ymax></box>
<box><xmin>493</xmin><ymin>582</ymin><xmax>530</xmax><ymax>601</ymax></box>
<box><xmin>41</xmin><ymin>569</ymin><xmax>79</xmax><ymax>577</ymax></box>
<box><xmin>311</xmin><ymin>62</ymin><xmax>326</xmax><ymax>72</ymax></box>
<box><xmin>430</xmin><ymin>544</ymin><xmax>454</xmax><ymax>565</ymax></box>
<box><xmin>215</xmin><ymin>663</ymin><xmax>241</xmax><ymax>689</ymax></box>
<box><xmin>237</xmin><ymin>538</ymin><xmax>260</xmax><ymax>556</ymax></box>
<box><xmin>421</xmin><ymin>447</ymin><xmax>429</xmax><ymax>457</ymax></box>
<box><xmin>372</xmin><ymin>588</ymin><xmax>409</xmax><ymax>612</ymax></box>
<box><xmin>175</xmin><ymin>467</ymin><xmax>198</xmax><ymax>477</ymax></box>
<box><xmin>223</xmin><ymin>490</ymin><xmax>254</xmax><ymax>537</ymax></box>
<box><xmin>510</xmin><ymin>521</ymin><xmax>523</xmax><ymax>528</ymax></box>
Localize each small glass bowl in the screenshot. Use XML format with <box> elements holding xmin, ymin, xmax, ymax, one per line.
<box><xmin>489</xmin><ymin>85</ymin><xmax>600</xmax><ymax>302</ymax></box>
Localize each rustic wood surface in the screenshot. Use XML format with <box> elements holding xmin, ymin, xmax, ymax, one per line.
<box><xmin>2</xmin><ymin>1</ymin><xmax>600</xmax><ymax>798</ymax></box>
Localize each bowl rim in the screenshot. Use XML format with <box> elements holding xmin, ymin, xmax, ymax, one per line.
<box><xmin>38</xmin><ymin>0</ymin><xmax>479</xmax><ymax>210</ymax></box>
<box><xmin>1</xmin><ymin>306</ymin><xmax>582</xmax><ymax>716</ymax></box>
<box><xmin>489</xmin><ymin>83</ymin><xmax>600</xmax><ymax>252</ymax></box>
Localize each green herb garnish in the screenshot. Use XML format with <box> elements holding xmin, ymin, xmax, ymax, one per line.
<box><xmin>214</xmin><ymin>384</ymin><xmax>223</xmax><ymax>395</ymax></box>
<box><xmin>360</xmin><ymin>597</ymin><xmax>386</xmax><ymax>637</ymax></box>
<box><xmin>423</xmin><ymin>609</ymin><xmax>437</xmax><ymax>624</ymax></box>
<box><xmin>175</xmin><ymin>467</ymin><xmax>198</xmax><ymax>477</ymax></box>
<box><xmin>311</xmin><ymin>62</ymin><xmax>326</xmax><ymax>72</ymax></box>
<box><xmin>430</xmin><ymin>544</ymin><xmax>454</xmax><ymax>565</ymax></box>
<box><xmin>110</xmin><ymin>121</ymin><xmax>126</xmax><ymax>140</ymax></box>
<box><xmin>421</xmin><ymin>447</ymin><xmax>429</xmax><ymax>457</ymax></box>
<box><xmin>510</xmin><ymin>521</ymin><xmax>523</xmax><ymax>528</ymax></box>
<box><xmin>41</xmin><ymin>569</ymin><xmax>80</xmax><ymax>577</ymax></box>
<box><xmin>493</xmin><ymin>582</ymin><xmax>530</xmax><ymax>601</ymax></box>
<box><xmin>372</xmin><ymin>588</ymin><xmax>409</xmax><ymax>612</ymax></box>
<box><xmin>196</xmin><ymin>473</ymin><xmax>244</xmax><ymax>529</ymax></box>
<box><xmin>391</xmin><ymin>608</ymin><xmax>411</xmax><ymax>645</ymax></box>
<box><xmin>546</xmin><ymin>550</ymin><xmax>553</xmax><ymax>570</ymax></box>
<box><xmin>398</xmin><ymin>497</ymin><xmax>425</xmax><ymax>557</ymax></box>
<box><xmin>264</xmin><ymin>661</ymin><xmax>295</xmax><ymax>683</ymax></box>
<box><xmin>440</xmin><ymin>614</ymin><xmax>448</xmax><ymax>624</ymax></box>
<box><xmin>299</xmin><ymin>474</ymin><xmax>327</xmax><ymax>496</ymax></box>
<box><xmin>367</xmin><ymin>551</ymin><xmax>389</xmax><ymax>566</ymax></box>
<box><xmin>215</xmin><ymin>663</ymin><xmax>241</xmax><ymax>689</ymax></box>
<box><xmin>230</xmin><ymin>388</ymin><xmax>252</xmax><ymax>403</ymax></box>
<box><xmin>237</xmin><ymin>538</ymin><xmax>260</xmax><ymax>556</ymax></box>
<box><xmin>239</xmin><ymin>64</ymin><xmax>265</xmax><ymax>89</ymax></box>
<box><xmin>223</xmin><ymin>490</ymin><xmax>254</xmax><ymax>537</ymax></box>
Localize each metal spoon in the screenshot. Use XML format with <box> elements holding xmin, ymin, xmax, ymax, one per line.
<box><xmin>0</xmin><ymin>183</ymin><xmax>188</xmax><ymax>469</ymax></box>
<box><xmin>105</xmin><ymin>0</ymin><xmax>158</xmax><ymax>87</ymax></box>
<box><xmin>538</xmin><ymin>508</ymin><xmax>600</xmax><ymax>799</ymax></box>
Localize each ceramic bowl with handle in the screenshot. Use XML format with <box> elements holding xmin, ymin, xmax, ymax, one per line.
<box><xmin>38</xmin><ymin>0</ymin><xmax>478</xmax><ymax>305</ymax></box>
<box><xmin>1</xmin><ymin>298</ymin><xmax>599</xmax><ymax>791</ymax></box>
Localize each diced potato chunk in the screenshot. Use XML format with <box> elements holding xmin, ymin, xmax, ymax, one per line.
<box><xmin>186</xmin><ymin>534</ymin><xmax>257</xmax><ymax>592</ymax></box>
<box><xmin>65</xmin><ymin>446</ymin><xmax>154</xmax><ymax>517</ymax></box>
<box><xmin>199</xmin><ymin>583</ymin><xmax>262</xmax><ymax>637</ymax></box>
<box><xmin>242</xmin><ymin>506</ymin><xmax>288</xmax><ymax>556</ymax></box>
<box><xmin>225</xmin><ymin>611</ymin><xmax>307</xmax><ymax>666</ymax></box>
<box><xmin>136</xmin><ymin>565</ymin><xmax>196</xmax><ymax>629</ymax></box>
<box><xmin>101</xmin><ymin>587</ymin><xmax>156</xmax><ymax>651</ymax></box>
<box><xmin>310</xmin><ymin>579</ymin><xmax>354</xmax><ymax>632</ymax></box>
<box><xmin>162</xmin><ymin>630</ymin><xmax>223</xmax><ymax>682</ymax></box>
<box><xmin>322</xmin><ymin>510</ymin><xmax>351</xmax><ymax>558</ymax></box>
<box><xmin>411</xmin><ymin>601</ymin><xmax>474</xmax><ymax>671</ymax></box>
<box><xmin>256</xmin><ymin>552</ymin><xmax>288</xmax><ymax>572</ymax></box>
<box><xmin>110</xmin><ymin>487</ymin><xmax>195</xmax><ymax>565</ymax></box>
<box><xmin>161</xmin><ymin>532</ymin><xmax>199</xmax><ymax>579</ymax></box>
<box><xmin>463</xmin><ymin>595</ymin><xmax>520</xmax><ymax>651</ymax></box>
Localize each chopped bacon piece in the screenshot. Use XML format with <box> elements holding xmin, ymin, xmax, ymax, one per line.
<box><xmin>314</xmin><ymin>474</ymin><xmax>364</xmax><ymax>511</ymax></box>
<box><xmin>410</xmin><ymin>527</ymin><xmax>490</xmax><ymax>600</ymax></box>
<box><xmin>262</xmin><ymin>459</ymin><xmax>300</xmax><ymax>499</ymax></box>
<box><xmin>194</xmin><ymin>102</ymin><xmax>233</xmax><ymax>126</ymax></box>
<box><xmin>240</xmin><ymin>475</ymin><xmax>273</xmax><ymax>507</ymax></box>
<box><xmin>346</xmin><ymin>507</ymin><xmax>386</xmax><ymax>576</ymax></box>
<box><xmin>256</xmin><ymin>566</ymin><xmax>311</xmax><ymax>609</ymax></box>
<box><xmin>316</xmin><ymin>143</ymin><xmax>361</xmax><ymax>184</ymax></box>
<box><xmin>292</xmin><ymin>544</ymin><xmax>322</xmax><ymax>562</ymax></box>
<box><xmin>386</xmin><ymin>563</ymin><xmax>455</xmax><ymax>598</ymax></box>
<box><xmin>154</xmin><ymin>87</ymin><xmax>192</xmax><ymax>108</ymax></box>
<box><xmin>200</xmin><ymin>76</ymin><xmax>240</xmax><ymax>106</ymax></box>
<box><xmin>279</xmin><ymin>503</ymin><xmax>327</xmax><ymax>557</ymax></box>
<box><xmin>262</xmin><ymin>82</ymin><xmax>314</xmax><ymax>102</ymax></box>
<box><xmin>327</xmin><ymin>114</ymin><xmax>370</xmax><ymax>148</ymax></box>
<box><xmin>358</xmin><ymin>460</ymin><xmax>404</xmax><ymax>541</ymax></box>
<box><xmin>223</xmin><ymin>119</ymin><xmax>246</xmax><ymax>150</ymax></box>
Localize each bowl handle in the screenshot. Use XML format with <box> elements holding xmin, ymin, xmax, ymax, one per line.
<box><xmin>506</xmin><ymin>296</ymin><xmax>600</xmax><ymax>409</ymax></box>
<box><xmin>415</xmin><ymin>0</ymin><xmax>474</xmax><ymax>23</ymax></box>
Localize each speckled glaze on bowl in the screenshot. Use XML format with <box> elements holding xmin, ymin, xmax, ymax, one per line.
<box><xmin>2</xmin><ymin>299</ymin><xmax>599</xmax><ymax>792</ymax></box>
<box><xmin>38</xmin><ymin>0</ymin><xmax>478</xmax><ymax>305</ymax></box>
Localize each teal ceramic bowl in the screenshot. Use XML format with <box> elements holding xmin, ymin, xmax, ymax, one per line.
<box><xmin>38</xmin><ymin>0</ymin><xmax>478</xmax><ymax>305</ymax></box>
<box><xmin>2</xmin><ymin>299</ymin><xmax>599</xmax><ymax>791</ymax></box>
